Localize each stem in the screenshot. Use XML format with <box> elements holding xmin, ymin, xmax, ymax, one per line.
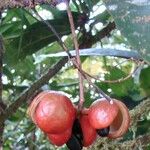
<box><xmin>84</xmin><ymin>75</ymin><xmax>112</xmax><ymax>102</ymax></box>
<box><xmin>66</xmin><ymin>2</ymin><xmax>84</xmax><ymax>110</ymax></box>
<box><xmin>80</xmin><ymin>60</ymin><xmax>143</xmax><ymax>84</ymax></box>
<box><xmin>72</xmin><ymin>60</ymin><xmax>112</xmax><ymax>102</ymax></box>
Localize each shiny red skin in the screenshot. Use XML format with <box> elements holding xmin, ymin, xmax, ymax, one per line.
<box><xmin>34</xmin><ymin>91</ymin><xmax>76</xmax><ymax>134</ymax></box>
<box><xmin>88</xmin><ymin>98</ymin><xmax>119</xmax><ymax>129</ymax></box>
<box><xmin>47</xmin><ymin>128</ymin><xmax>72</xmax><ymax>146</ymax></box>
<box><xmin>79</xmin><ymin>113</ymin><xmax>97</xmax><ymax>147</ymax></box>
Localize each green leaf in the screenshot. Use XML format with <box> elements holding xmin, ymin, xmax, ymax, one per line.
<box><xmin>140</xmin><ymin>66</ymin><xmax>150</xmax><ymax>96</ymax></box>
<box><xmin>9</xmin><ymin>111</ymin><xmax>25</xmax><ymax>122</ymax></box>
<box><xmin>103</xmin><ymin>0</ymin><xmax>150</xmax><ymax>62</ymax></box>
<box><xmin>4</xmin><ymin>20</ymin><xmax>69</xmax><ymax>65</ymax></box>
<box><xmin>4</xmin><ymin>11</ymin><xmax>80</xmax><ymax>65</ymax></box>
<box><xmin>84</xmin><ymin>0</ymin><xmax>93</xmax><ymax>10</ymax></box>
<box><xmin>84</xmin><ymin>0</ymin><xmax>100</xmax><ymax>10</ymax></box>
<box><xmin>3</xmin><ymin>84</ymin><xmax>28</xmax><ymax>91</ymax></box>
<box><xmin>84</xmin><ymin>92</ymin><xmax>93</xmax><ymax>107</ymax></box>
<box><xmin>1</xmin><ymin>21</ymin><xmax>23</xmax><ymax>39</ymax></box>
<box><xmin>104</xmin><ymin>66</ymin><xmax>134</xmax><ymax>97</ymax></box>
<box><xmin>136</xmin><ymin>120</ymin><xmax>150</xmax><ymax>137</ymax></box>
<box><xmin>3</xmin><ymin>66</ymin><xmax>13</xmax><ymax>82</ymax></box>
<box><xmin>20</xmin><ymin>19</ymin><xmax>71</xmax><ymax>55</ymax></box>
<box><xmin>42</xmin><ymin>5</ymin><xmax>80</xmax><ymax>20</ymax></box>
<box><xmin>2</xmin><ymin>8</ymin><xmax>36</xmax><ymax>25</ymax></box>
<box><xmin>92</xmin><ymin>10</ymin><xmax>111</xmax><ymax>24</ymax></box>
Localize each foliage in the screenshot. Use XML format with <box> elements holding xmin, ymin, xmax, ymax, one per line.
<box><xmin>0</xmin><ymin>0</ymin><xmax>150</xmax><ymax>149</ymax></box>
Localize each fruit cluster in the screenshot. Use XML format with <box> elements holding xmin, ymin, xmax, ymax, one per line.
<box><xmin>28</xmin><ymin>90</ymin><xmax>130</xmax><ymax>149</ymax></box>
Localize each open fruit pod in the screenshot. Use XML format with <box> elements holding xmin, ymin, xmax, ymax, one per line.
<box><xmin>108</xmin><ymin>99</ymin><xmax>130</xmax><ymax>139</ymax></box>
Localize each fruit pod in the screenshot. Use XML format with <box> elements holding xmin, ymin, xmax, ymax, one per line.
<box><xmin>108</xmin><ymin>100</ymin><xmax>130</xmax><ymax>139</ymax></box>
<box><xmin>79</xmin><ymin>114</ymin><xmax>97</xmax><ymax>147</ymax></box>
<box><xmin>88</xmin><ymin>98</ymin><xmax>119</xmax><ymax>129</ymax></box>
<box><xmin>27</xmin><ymin>91</ymin><xmax>49</xmax><ymax>124</ymax></box>
<box><xmin>27</xmin><ymin>90</ymin><xmax>76</xmax><ymax>133</ymax></box>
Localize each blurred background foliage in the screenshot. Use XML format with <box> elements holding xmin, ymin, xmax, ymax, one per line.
<box><xmin>1</xmin><ymin>0</ymin><xmax>150</xmax><ymax>149</ymax></box>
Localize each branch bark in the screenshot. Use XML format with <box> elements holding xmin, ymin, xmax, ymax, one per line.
<box><xmin>0</xmin><ymin>0</ymin><xmax>58</xmax><ymax>10</ymax></box>
<box><xmin>79</xmin><ymin>22</ymin><xmax>116</xmax><ymax>49</ymax></box>
<box><xmin>0</xmin><ymin>57</ymin><xmax>68</xmax><ymax>124</ymax></box>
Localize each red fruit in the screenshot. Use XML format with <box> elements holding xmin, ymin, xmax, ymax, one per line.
<box><xmin>108</xmin><ymin>100</ymin><xmax>130</xmax><ymax>139</ymax></box>
<box><xmin>30</xmin><ymin>91</ymin><xmax>76</xmax><ymax>134</ymax></box>
<box><xmin>88</xmin><ymin>98</ymin><xmax>119</xmax><ymax>129</ymax></box>
<box><xmin>47</xmin><ymin>128</ymin><xmax>72</xmax><ymax>146</ymax></box>
<box><xmin>79</xmin><ymin>113</ymin><xmax>97</xmax><ymax>147</ymax></box>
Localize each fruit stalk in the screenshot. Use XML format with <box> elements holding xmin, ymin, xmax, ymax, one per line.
<box><xmin>66</xmin><ymin>1</ymin><xmax>84</xmax><ymax>111</ymax></box>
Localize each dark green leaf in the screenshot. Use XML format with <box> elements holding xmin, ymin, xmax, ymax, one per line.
<box><xmin>92</xmin><ymin>10</ymin><xmax>111</xmax><ymax>24</ymax></box>
<box><xmin>4</xmin><ymin>11</ymin><xmax>80</xmax><ymax>65</ymax></box>
<box><xmin>140</xmin><ymin>66</ymin><xmax>150</xmax><ymax>96</ymax></box>
<box><xmin>104</xmin><ymin>66</ymin><xmax>134</xmax><ymax>97</ymax></box>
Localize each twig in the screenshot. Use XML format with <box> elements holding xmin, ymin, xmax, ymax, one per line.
<box><xmin>66</xmin><ymin>1</ymin><xmax>85</xmax><ymax>111</ymax></box>
<box><xmin>79</xmin><ymin>22</ymin><xmax>116</xmax><ymax>49</ymax></box>
<box><xmin>82</xmin><ymin>60</ymin><xmax>144</xmax><ymax>84</ymax></box>
<box><xmin>83</xmin><ymin>75</ymin><xmax>112</xmax><ymax>102</ymax></box>
<box><xmin>72</xmin><ymin>58</ymin><xmax>112</xmax><ymax>102</ymax></box>
<box><xmin>72</xmin><ymin>60</ymin><xmax>143</xmax><ymax>102</ymax></box>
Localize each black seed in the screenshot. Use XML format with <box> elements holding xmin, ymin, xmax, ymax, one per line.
<box><xmin>72</xmin><ymin>119</ymin><xmax>82</xmax><ymax>135</ymax></box>
<box><xmin>72</xmin><ymin>119</ymin><xmax>83</xmax><ymax>145</ymax></box>
<box><xmin>66</xmin><ymin>134</ymin><xmax>82</xmax><ymax>150</ymax></box>
<box><xmin>97</xmin><ymin>126</ymin><xmax>110</xmax><ymax>137</ymax></box>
